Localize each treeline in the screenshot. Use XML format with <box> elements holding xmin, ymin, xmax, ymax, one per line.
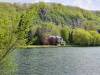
<box><xmin>0</xmin><ymin>2</ymin><xmax>100</xmax><ymax>60</ymax></box>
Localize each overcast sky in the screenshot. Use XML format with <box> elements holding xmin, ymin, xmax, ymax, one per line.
<box><xmin>0</xmin><ymin>0</ymin><xmax>100</xmax><ymax>10</ymax></box>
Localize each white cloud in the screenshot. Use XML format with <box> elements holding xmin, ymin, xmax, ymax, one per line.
<box><xmin>73</xmin><ymin>0</ymin><xmax>93</xmax><ymax>10</ymax></box>
<box><xmin>0</xmin><ymin>0</ymin><xmax>99</xmax><ymax>10</ymax></box>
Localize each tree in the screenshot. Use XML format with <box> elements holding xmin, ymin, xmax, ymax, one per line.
<box><xmin>95</xmin><ymin>34</ymin><xmax>100</xmax><ymax>45</ymax></box>
<box><xmin>60</xmin><ymin>26</ymin><xmax>70</xmax><ymax>43</ymax></box>
<box><xmin>72</xmin><ymin>28</ymin><xmax>92</xmax><ymax>46</ymax></box>
<box><xmin>89</xmin><ymin>31</ymin><xmax>100</xmax><ymax>46</ymax></box>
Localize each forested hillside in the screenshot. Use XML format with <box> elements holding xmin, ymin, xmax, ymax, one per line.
<box><xmin>0</xmin><ymin>2</ymin><xmax>100</xmax><ymax>61</ymax></box>
<box><xmin>19</xmin><ymin>2</ymin><xmax>100</xmax><ymax>45</ymax></box>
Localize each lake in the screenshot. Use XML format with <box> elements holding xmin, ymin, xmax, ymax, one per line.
<box><xmin>1</xmin><ymin>47</ymin><xmax>100</xmax><ymax>75</ymax></box>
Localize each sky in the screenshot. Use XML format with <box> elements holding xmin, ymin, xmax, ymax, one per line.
<box><xmin>0</xmin><ymin>0</ymin><xmax>100</xmax><ymax>10</ymax></box>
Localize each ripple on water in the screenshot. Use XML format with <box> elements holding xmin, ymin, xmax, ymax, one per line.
<box><xmin>1</xmin><ymin>47</ymin><xmax>100</xmax><ymax>75</ymax></box>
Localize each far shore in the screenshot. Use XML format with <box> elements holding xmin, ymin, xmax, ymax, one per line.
<box><xmin>18</xmin><ymin>45</ymin><xmax>100</xmax><ymax>48</ymax></box>
<box><xmin>18</xmin><ymin>45</ymin><xmax>73</xmax><ymax>48</ymax></box>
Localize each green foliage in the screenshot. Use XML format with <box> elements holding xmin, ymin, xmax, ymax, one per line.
<box><xmin>20</xmin><ymin>2</ymin><xmax>100</xmax><ymax>28</ymax></box>
<box><xmin>89</xmin><ymin>31</ymin><xmax>100</xmax><ymax>46</ymax></box>
<box><xmin>60</xmin><ymin>26</ymin><xmax>70</xmax><ymax>43</ymax></box>
<box><xmin>82</xmin><ymin>21</ymin><xmax>98</xmax><ymax>30</ymax></box>
<box><xmin>94</xmin><ymin>34</ymin><xmax>100</xmax><ymax>45</ymax></box>
<box><xmin>0</xmin><ymin>3</ymin><xmax>23</xmax><ymax>61</ymax></box>
<box><xmin>72</xmin><ymin>28</ymin><xmax>92</xmax><ymax>46</ymax></box>
<box><xmin>27</xmin><ymin>22</ymin><xmax>61</xmax><ymax>45</ymax></box>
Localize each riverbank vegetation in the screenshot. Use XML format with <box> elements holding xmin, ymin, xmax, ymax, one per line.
<box><xmin>0</xmin><ymin>2</ymin><xmax>100</xmax><ymax>61</ymax></box>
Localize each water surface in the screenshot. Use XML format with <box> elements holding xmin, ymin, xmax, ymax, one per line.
<box><xmin>1</xmin><ymin>47</ymin><xmax>100</xmax><ymax>75</ymax></box>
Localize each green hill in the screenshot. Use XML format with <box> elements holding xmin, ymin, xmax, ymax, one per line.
<box><xmin>22</xmin><ymin>2</ymin><xmax>100</xmax><ymax>28</ymax></box>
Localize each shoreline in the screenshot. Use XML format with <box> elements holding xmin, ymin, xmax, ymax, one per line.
<box><xmin>18</xmin><ymin>45</ymin><xmax>61</xmax><ymax>48</ymax></box>
<box><xmin>18</xmin><ymin>45</ymin><xmax>100</xmax><ymax>48</ymax></box>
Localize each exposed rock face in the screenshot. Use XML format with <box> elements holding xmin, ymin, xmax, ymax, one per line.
<box><xmin>40</xmin><ymin>8</ymin><xmax>47</xmax><ymax>16</ymax></box>
<box><xmin>39</xmin><ymin>8</ymin><xmax>48</xmax><ymax>21</ymax></box>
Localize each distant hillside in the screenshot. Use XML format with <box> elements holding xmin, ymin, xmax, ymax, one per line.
<box><xmin>19</xmin><ymin>2</ymin><xmax>100</xmax><ymax>30</ymax></box>
<box><xmin>0</xmin><ymin>2</ymin><xmax>100</xmax><ymax>29</ymax></box>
